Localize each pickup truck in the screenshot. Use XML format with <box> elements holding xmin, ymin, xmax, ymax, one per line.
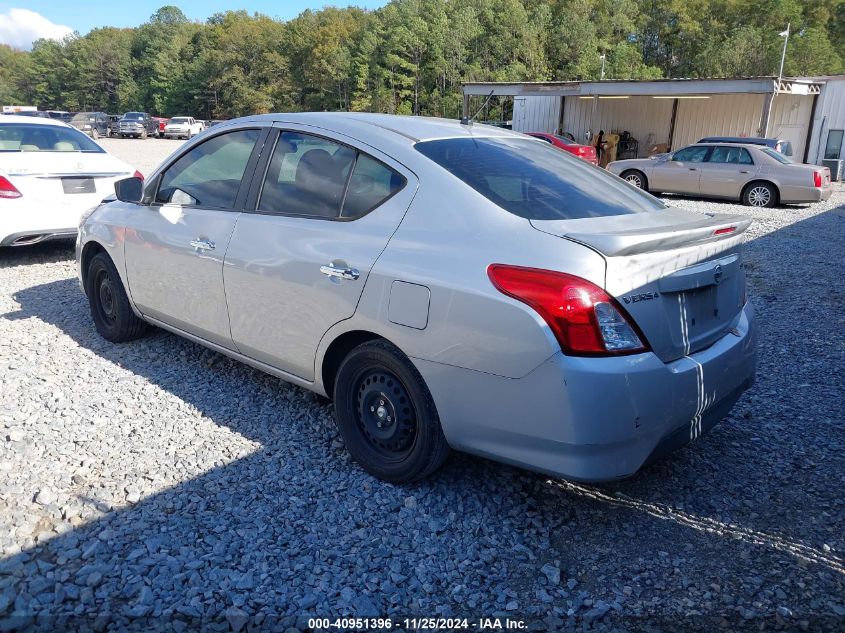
<box><xmin>116</xmin><ymin>112</ymin><xmax>158</xmax><ymax>139</ymax></box>
<box><xmin>163</xmin><ymin>117</ymin><xmax>203</xmax><ymax>140</ymax></box>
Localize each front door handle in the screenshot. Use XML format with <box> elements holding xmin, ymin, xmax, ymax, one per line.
<box><xmin>190</xmin><ymin>238</ymin><xmax>215</xmax><ymax>251</ymax></box>
<box><xmin>320</xmin><ymin>263</ymin><xmax>360</xmax><ymax>281</ymax></box>
<box><xmin>739</xmin><ymin>170</ymin><xmax>750</xmax><ymax>174</ymax></box>
<box><xmin>689</xmin><ymin>167</ymin><xmax>698</xmax><ymax>171</ymax></box>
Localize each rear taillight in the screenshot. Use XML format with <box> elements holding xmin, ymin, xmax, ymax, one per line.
<box><xmin>813</xmin><ymin>171</ymin><xmax>822</xmax><ymax>188</ymax></box>
<box><xmin>487</xmin><ymin>264</ymin><xmax>649</xmax><ymax>356</ymax></box>
<box><xmin>0</xmin><ymin>176</ymin><xmax>22</xmax><ymax>199</ymax></box>
<box><xmin>133</xmin><ymin>170</ymin><xmax>145</xmax><ymax>181</ymax></box>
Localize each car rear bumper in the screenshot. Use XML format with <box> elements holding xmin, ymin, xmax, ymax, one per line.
<box><xmin>1</xmin><ymin>228</ymin><xmax>77</xmax><ymax>247</ymax></box>
<box><xmin>414</xmin><ymin>301</ymin><xmax>757</xmax><ymax>481</ymax></box>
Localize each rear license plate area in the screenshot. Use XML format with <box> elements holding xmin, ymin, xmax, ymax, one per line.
<box><xmin>682</xmin><ymin>287</ymin><xmax>720</xmax><ymax>332</ymax></box>
<box><xmin>62</xmin><ymin>178</ymin><xmax>95</xmax><ymax>194</ymax></box>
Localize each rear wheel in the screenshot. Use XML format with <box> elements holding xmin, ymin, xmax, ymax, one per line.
<box><xmin>86</xmin><ymin>253</ymin><xmax>148</xmax><ymax>343</ymax></box>
<box><xmin>621</xmin><ymin>169</ymin><xmax>647</xmax><ymax>190</ymax></box>
<box><xmin>333</xmin><ymin>340</ymin><xmax>449</xmax><ymax>482</ymax></box>
<box><xmin>742</xmin><ymin>182</ymin><xmax>777</xmax><ymax>208</ymax></box>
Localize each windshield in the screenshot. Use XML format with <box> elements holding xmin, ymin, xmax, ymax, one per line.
<box><xmin>123</xmin><ymin>113</ymin><xmax>144</xmax><ymax>120</ymax></box>
<box><xmin>762</xmin><ymin>147</ymin><xmax>793</xmax><ymax>164</ymax></box>
<box><xmin>0</xmin><ymin>123</ymin><xmax>104</xmax><ymax>152</ymax></box>
<box><xmin>415</xmin><ymin>136</ymin><xmax>665</xmax><ymax>220</ymax></box>
<box><xmin>171</xmin><ymin>118</ymin><xmax>189</xmax><ymax>124</ymax></box>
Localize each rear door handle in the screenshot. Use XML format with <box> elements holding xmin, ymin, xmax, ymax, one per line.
<box><xmin>320</xmin><ymin>263</ymin><xmax>360</xmax><ymax>281</ymax></box>
<box><xmin>688</xmin><ymin>167</ymin><xmax>698</xmax><ymax>171</ymax></box>
<box><xmin>190</xmin><ymin>238</ymin><xmax>215</xmax><ymax>251</ymax></box>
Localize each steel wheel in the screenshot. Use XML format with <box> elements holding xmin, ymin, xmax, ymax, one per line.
<box><xmin>86</xmin><ymin>252</ymin><xmax>148</xmax><ymax>343</ymax></box>
<box><xmin>95</xmin><ymin>270</ymin><xmax>118</xmax><ymax>325</ymax></box>
<box><xmin>355</xmin><ymin>369</ymin><xmax>417</xmax><ymax>459</ymax></box>
<box><xmin>333</xmin><ymin>340</ymin><xmax>449</xmax><ymax>482</ymax></box>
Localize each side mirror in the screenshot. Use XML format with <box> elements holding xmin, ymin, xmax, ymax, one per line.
<box><xmin>114</xmin><ymin>177</ymin><xmax>143</xmax><ymax>203</ymax></box>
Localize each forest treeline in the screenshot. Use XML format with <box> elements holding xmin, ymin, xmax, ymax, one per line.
<box><xmin>0</xmin><ymin>0</ymin><xmax>842</xmax><ymax>120</ymax></box>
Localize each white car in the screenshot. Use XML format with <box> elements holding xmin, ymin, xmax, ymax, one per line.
<box><xmin>0</xmin><ymin>116</ymin><xmax>139</xmax><ymax>247</ymax></box>
<box><xmin>163</xmin><ymin>117</ymin><xmax>203</xmax><ymax>140</ymax></box>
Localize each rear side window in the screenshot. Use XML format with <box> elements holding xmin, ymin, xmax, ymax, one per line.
<box><xmin>415</xmin><ymin>136</ymin><xmax>663</xmax><ymax>220</ymax></box>
<box><xmin>258</xmin><ymin>131</ymin><xmax>405</xmax><ymax>219</ymax></box>
<box><xmin>761</xmin><ymin>147</ymin><xmax>793</xmax><ymax>164</ymax></box>
<box><xmin>156</xmin><ymin>129</ymin><xmax>259</xmax><ymax>208</ymax></box>
<box><xmin>708</xmin><ymin>146</ymin><xmax>753</xmax><ymax>164</ymax></box>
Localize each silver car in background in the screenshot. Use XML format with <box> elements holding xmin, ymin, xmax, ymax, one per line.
<box><xmin>608</xmin><ymin>142</ymin><xmax>832</xmax><ymax>207</ymax></box>
<box><xmin>77</xmin><ymin>114</ymin><xmax>757</xmax><ymax>482</ymax></box>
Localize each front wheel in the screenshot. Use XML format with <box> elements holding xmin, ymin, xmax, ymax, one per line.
<box><xmin>743</xmin><ymin>182</ymin><xmax>777</xmax><ymax>208</ymax></box>
<box><xmin>333</xmin><ymin>340</ymin><xmax>450</xmax><ymax>482</ymax></box>
<box><xmin>86</xmin><ymin>253</ymin><xmax>148</xmax><ymax>343</ymax></box>
<box><xmin>92</xmin><ymin>128</ymin><xmax>99</xmax><ymax>139</ymax></box>
<box><xmin>621</xmin><ymin>169</ymin><xmax>647</xmax><ymax>190</ymax></box>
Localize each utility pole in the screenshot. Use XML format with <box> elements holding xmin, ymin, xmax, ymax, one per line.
<box><xmin>765</xmin><ymin>23</ymin><xmax>790</xmax><ymax>137</ymax></box>
<box><xmin>777</xmin><ymin>23</ymin><xmax>790</xmax><ymax>84</ymax></box>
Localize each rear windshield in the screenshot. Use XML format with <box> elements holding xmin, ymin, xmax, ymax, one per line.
<box><xmin>71</xmin><ymin>113</ymin><xmax>96</xmax><ymax>122</ymax></box>
<box><xmin>0</xmin><ymin>123</ymin><xmax>103</xmax><ymax>153</ymax></box>
<box><xmin>415</xmin><ymin>136</ymin><xmax>664</xmax><ymax>220</ymax></box>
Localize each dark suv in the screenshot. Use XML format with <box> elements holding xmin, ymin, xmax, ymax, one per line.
<box><xmin>69</xmin><ymin>112</ymin><xmax>110</xmax><ymax>139</ymax></box>
<box><xmin>698</xmin><ymin>136</ymin><xmax>794</xmax><ymax>157</ymax></box>
<box><xmin>116</xmin><ymin>112</ymin><xmax>157</xmax><ymax>139</ymax></box>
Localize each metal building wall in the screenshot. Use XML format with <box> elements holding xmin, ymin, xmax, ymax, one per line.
<box><xmin>511</xmin><ymin>96</ymin><xmax>561</xmax><ymax>133</ymax></box>
<box><xmin>672</xmin><ymin>94</ymin><xmax>765</xmax><ymax>149</ymax></box>
<box><xmin>806</xmin><ymin>78</ymin><xmax>845</xmax><ymax>164</ymax></box>
<box><xmin>561</xmin><ymin>96</ymin><xmax>674</xmax><ymax>155</ymax></box>
<box><xmin>768</xmin><ymin>94</ymin><xmax>815</xmax><ymax>161</ymax></box>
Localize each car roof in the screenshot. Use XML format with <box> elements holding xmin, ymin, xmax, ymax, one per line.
<box><xmin>698</xmin><ymin>136</ymin><xmax>780</xmax><ymax>145</ymax></box>
<box><xmin>230</xmin><ymin>112</ymin><xmax>520</xmax><ymax>143</ymax></box>
<box><xmin>0</xmin><ymin>115</ymin><xmax>72</xmax><ymax>127</ymax></box>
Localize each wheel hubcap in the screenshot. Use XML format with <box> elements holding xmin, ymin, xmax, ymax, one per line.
<box><xmin>625</xmin><ymin>174</ymin><xmax>643</xmax><ymax>188</ymax></box>
<box><xmin>356</xmin><ymin>370</ymin><xmax>416</xmax><ymax>455</ymax></box>
<box><xmin>748</xmin><ymin>186</ymin><xmax>771</xmax><ymax>206</ymax></box>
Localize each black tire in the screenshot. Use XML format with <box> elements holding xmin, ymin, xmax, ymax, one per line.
<box><xmin>621</xmin><ymin>169</ymin><xmax>647</xmax><ymax>190</ymax></box>
<box><xmin>742</xmin><ymin>181</ymin><xmax>777</xmax><ymax>208</ymax></box>
<box><xmin>86</xmin><ymin>252</ymin><xmax>148</xmax><ymax>343</ymax></box>
<box><xmin>333</xmin><ymin>340</ymin><xmax>450</xmax><ymax>482</ymax></box>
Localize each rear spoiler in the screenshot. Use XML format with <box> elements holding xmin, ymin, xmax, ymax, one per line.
<box><xmin>563</xmin><ymin>214</ymin><xmax>752</xmax><ymax>257</ymax></box>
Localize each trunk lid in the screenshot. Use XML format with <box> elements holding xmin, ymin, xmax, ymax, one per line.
<box><xmin>531</xmin><ymin>208</ymin><xmax>750</xmax><ymax>362</ymax></box>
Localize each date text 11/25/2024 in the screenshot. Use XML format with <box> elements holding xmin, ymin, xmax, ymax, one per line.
<box><xmin>308</xmin><ymin>617</ymin><xmax>527</xmax><ymax>630</ymax></box>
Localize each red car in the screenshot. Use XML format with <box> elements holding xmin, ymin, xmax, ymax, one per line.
<box><xmin>152</xmin><ymin>117</ymin><xmax>170</xmax><ymax>138</ymax></box>
<box><xmin>525</xmin><ymin>132</ymin><xmax>598</xmax><ymax>165</ymax></box>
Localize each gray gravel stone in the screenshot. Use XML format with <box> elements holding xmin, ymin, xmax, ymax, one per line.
<box><xmin>0</xmin><ymin>181</ymin><xmax>843</xmax><ymax>626</ymax></box>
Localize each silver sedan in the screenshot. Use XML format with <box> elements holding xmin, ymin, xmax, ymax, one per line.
<box><xmin>608</xmin><ymin>143</ymin><xmax>833</xmax><ymax>207</ymax></box>
<box><xmin>77</xmin><ymin>114</ymin><xmax>758</xmax><ymax>482</ymax></box>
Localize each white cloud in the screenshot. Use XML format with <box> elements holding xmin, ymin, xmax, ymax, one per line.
<box><xmin>0</xmin><ymin>8</ymin><xmax>73</xmax><ymax>50</ymax></box>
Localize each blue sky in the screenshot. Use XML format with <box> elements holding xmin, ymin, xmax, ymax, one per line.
<box><xmin>0</xmin><ymin>1</ymin><xmax>388</xmax><ymax>49</ymax></box>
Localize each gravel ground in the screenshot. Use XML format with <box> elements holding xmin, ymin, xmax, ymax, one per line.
<box><xmin>95</xmin><ymin>137</ymin><xmax>186</xmax><ymax>178</ymax></box>
<box><xmin>0</xmin><ymin>171</ymin><xmax>843</xmax><ymax>630</ymax></box>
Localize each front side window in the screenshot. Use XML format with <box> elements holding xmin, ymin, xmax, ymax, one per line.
<box><xmin>672</xmin><ymin>146</ymin><xmax>710</xmax><ymax>163</ymax></box>
<box><xmin>156</xmin><ymin>129</ymin><xmax>259</xmax><ymax>208</ymax></box>
<box><xmin>0</xmin><ymin>123</ymin><xmax>103</xmax><ymax>152</ymax></box>
<box><xmin>708</xmin><ymin>146</ymin><xmax>753</xmax><ymax>165</ymax></box>
<box><xmin>415</xmin><ymin>136</ymin><xmax>664</xmax><ymax>221</ymax></box>
<box><xmin>258</xmin><ymin>131</ymin><xmax>405</xmax><ymax>219</ymax></box>
<box><xmin>824</xmin><ymin>130</ymin><xmax>843</xmax><ymax>160</ymax></box>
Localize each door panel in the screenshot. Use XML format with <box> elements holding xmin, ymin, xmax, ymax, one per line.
<box><xmin>224</xmin><ymin>128</ymin><xmax>417</xmax><ymax>380</ymax></box>
<box><xmin>123</xmin><ymin>127</ymin><xmax>267</xmax><ymax>348</ymax></box>
<box><xmin>650</xmin><ymin>145</ymin><xmax>710</xmax><ymax>194</ymax></box>
<box><xmin>124</xmin><ymin>206</ymin><xmax>239</xmax><ymax>348</ymax></box>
